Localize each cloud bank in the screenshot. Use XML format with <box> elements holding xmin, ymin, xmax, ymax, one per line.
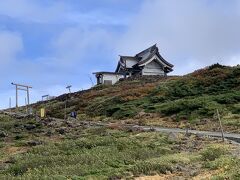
<box><xmin>117</xmin><ymin>0</ymin><xmax>240</xmax><ymax>74</ymax></box>
<box><xmin>1</xmin><ymin>0</ymin><xmax>240</xmax><ymax>108</ymax></box>
<box><xmin>0</xmin><ymin>31</ymin><xmax>23</xmax><ymax>66</ymax></box>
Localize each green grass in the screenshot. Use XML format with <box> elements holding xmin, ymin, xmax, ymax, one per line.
<box><xmin>205</xmin><ymin>155</ymin><xmax>240</xmax><ymax>179</ymax></box>
<box><xmin>0</xmin><ymin>128</ymin><xmax>177</xmax><ymax>179</ymax></box>
<box><xmin>0</xmin><ymin>115</ymin><xmax>239</xmax><ymax>179</ymax></box>
<box><xmin>199</xmin><ymin>144</ymin><xmax>240</xmax><ymax>179</ymax></box>
<box><xmin>29</xmin><ymin>65</ymin><xmax>240</xmax><ymax>130</ymax></box>
<box><xmin>200</xmin><ymin>144</ymin><xmax>229</xmax><ymax>161</ymax></box>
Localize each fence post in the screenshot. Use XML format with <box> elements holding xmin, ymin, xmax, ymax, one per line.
<box><xmin>216</xmin><ymin>109</ymin><xmax>224</xmax><ymax>142</ymax></box>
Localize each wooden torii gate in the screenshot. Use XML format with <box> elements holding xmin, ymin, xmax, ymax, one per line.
<box><xmin>42</xmin><ymin>94</ymin><xmax>49</xmax><ymax>101</ymax></box>
<box><xmin>66</xmin><ymin>85</ymin><xmax>72</xmax><ymax>93</ymax></box>
<box><xmin>11</xmin><ymin>83</ymin><xmax>32</xmax><ymax>109</ymax></box>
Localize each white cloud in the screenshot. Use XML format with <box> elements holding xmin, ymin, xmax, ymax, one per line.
<box><xmin>66</xmin><ymin>11</ymin><xmax>130</xmax><ymax>26</ymax></box>
<box><xmin>0</xmin><ymin>0</ymin><xmax>128</xmax><ymax>26</ymax></box>
<box><xmin>0</xmin><ymin>31</ymin><xmax>23</xmax><ymax>66</ymax></box>
<box><xmin>0</xmin><ymin>0</ymin><xmax>68</xmax><ymax>23</ymax></box>
<box><xmin>51</xmin><ymin>27</ymin><xmax>116</xmax><ymax>66</ymax></box>
<box><xmin>2</xmin><ymin>0</ymin><xmax>240</xmax><ymax>109</ymax></box>
<box><xmin>0</xmin><ymin>26</ymin><xmax>112</xmax><ymax>109</ymax></box>
<box><xmin>117</xmin><ymin>0</ymin><xmax>240</xmax><ymax>74</ymax></box>
<box><xmin>0</xmin><ymin>90</ymin><xmax>15</xmax><ymax>110</ymax></box>
<box><xmin>228</xmin><ymin>55</ymin><xmax>240</xmax><ymax>66</ymax></box>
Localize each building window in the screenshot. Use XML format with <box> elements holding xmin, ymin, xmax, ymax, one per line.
<box><xmin>104</xmin><ymin>80</ymin><xmax>112</xmax><ymax>85</ymax></box>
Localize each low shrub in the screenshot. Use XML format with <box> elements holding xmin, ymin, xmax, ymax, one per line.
<box><xmin>201</xmin><ymin>144</ymin><xmax>228</xmax><ymax>161</ymax></box>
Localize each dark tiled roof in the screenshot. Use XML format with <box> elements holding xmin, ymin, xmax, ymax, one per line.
<box><xmin>137</xmin><ymin>46</ymin><xmax>158</xmax><ymax>65</ymax></box>
<box><xmin>136</xmin><ymin>44</ymin><xmax>157</xmax><ymax>57</ymax></box>
<box><xmin>136</xmin><ymin>44</ymin><xmax>174</xmax><ymax>68</ymax></box>
<box><xmin>116</xmin><ymin>44</ymin><xmax>174</xmax><ymax>73</ymax></box>
<box><xmin>93</xmin><ymin>72</ymin><xmax>124</xmax><ymax>75</ymax></box>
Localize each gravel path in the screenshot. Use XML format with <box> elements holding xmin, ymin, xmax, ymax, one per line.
<box><xmin>2</xmin><ymin>110</ymin><xmax>240</xmax><ymax>143</ymax></box>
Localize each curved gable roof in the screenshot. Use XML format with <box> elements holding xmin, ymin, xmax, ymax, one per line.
<box><xmin>116</xmin><ymin>44</ymin><xmax>174</xmax><ymax>72</ymax></box>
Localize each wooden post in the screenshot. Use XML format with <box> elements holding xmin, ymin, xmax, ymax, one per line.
<box><xmin>64</xmin><ymin>99</ymin><xmax>67</xmax><ymax>120</ymax></box>
<box><xmin>25</xmin><ymin>97</ymin><xmax>28</xmax><ymax>113</ymax></box>
<box><xmin>15</xmin><ymin>85</ymin><xmax>18</xmax><ymax>108</ymax></box>
<box><xmin>27</xmin><ymin>87</ymin><xmax>30</xmax><ymax>105</ymax></box>
<box><xmin>9</xmin><ymin>97</ymin><xmax>11</xmax><ymax>111</ymax></box>
<box><xmin>124</xmin><ymin>59</ymin><xmax>127</xmax><ymax>79</ymax></box>
<box><xmin>217</xmin><ymin>109</ymin><xmax>224</xmax><ymax>142</ymax></box>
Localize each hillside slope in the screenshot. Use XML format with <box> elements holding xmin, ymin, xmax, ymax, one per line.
<box><xmin>33</xmin><ymin>64</ymin><xmax>240</xmax><ymax>132</ymax></box>
<box><xmin>2</xmin><ymin>64</ymin><xmax>239</xmax><ymax>179</ymax></box>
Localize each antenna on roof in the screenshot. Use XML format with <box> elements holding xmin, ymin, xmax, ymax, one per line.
<box><xmin>88</xmin><ymin>75</ymin><xmax>94</xmax><ymax>87</ymax></box>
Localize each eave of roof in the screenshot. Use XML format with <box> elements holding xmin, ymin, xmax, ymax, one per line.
<box><xmin>156</xmin><ymin>51</ymin><xmax>174</xmax><ymax>67</ymax></box>
<box><xmin>137</xmin><ymin>46</ymin><xmax>174</xmax><ymax>68</ymax></box>
<box><xmin>93</xmin><ymin>71</ymin><xmax>124</xmax><ymax>75</ymax></box>
<box><xmin>135</xmin><ymin>44</ymin><xmax>157</xmax><ymax>57</ymax></box>
<box><xmin>137</xmin><ymin>51</ymin><xmax>173</xmax><ymax>68</ymax></box>
<box><xmin>115</xmin><ymin>61</ymin><xmax>121</xmax><ymax>72</ymax></box>
<box><xmin>119</xmin><ymin>56</ymin><xmax>139</xmax><ymax>63</ymax></box>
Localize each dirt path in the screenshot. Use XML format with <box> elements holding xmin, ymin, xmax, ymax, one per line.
<box><xmin>3</xmin><ymin>111</ymin><xmax>240</xmax><ymax>143</ymax></box>
<box><xmin>104</xmin><ymin>123</ymin><xmax>240</xmax><ymax>144</ymax></box>
<box><xmin>78</xmin><ymin>120</ymin><xmax>240</xmax><ymax>143</ymax></box>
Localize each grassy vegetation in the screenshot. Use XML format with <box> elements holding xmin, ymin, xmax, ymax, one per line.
<box><xmin>29</xmin><ymin>64</ymin><xmax>240</xmax><ymax>132</ymax></box>
<box><xmin>1</xmin><ymin>131</ymin><xmax>173</xmax><ymax>179</ymax></box>
<box><xmin>202</xmin><ymin>145</ymin><xmax>240</xmax><ymax>179</ymax></box>
<box><xmin>1</xmin><ymin>114</ymin><xmax>239</xmax><ymax>179</ymax></box>
<box><xmin>119</xmin><ymin>65</ymin><xmax>240</xmax><ymax>121</ymax></box>
<box><xmin>2</xmin><ymin>64</ymin><xmax>239</xmax><ymax>179</ymax></box>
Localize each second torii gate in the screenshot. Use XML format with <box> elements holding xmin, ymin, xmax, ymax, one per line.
<box><xmin>42</xmin><ymin>94</ymin><xmax>49</xmax><ymax>101</ymax></box>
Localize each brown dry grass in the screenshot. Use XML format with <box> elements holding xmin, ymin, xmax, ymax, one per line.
<box><xmin>4</xmin><ymin>146</ymin><xmax>29</xmax><ymax>156</ymax></box>
<box><xmin>135</xmin><ymin>169</ymin><xmax>222</xmax><ymax>180</ymax></box>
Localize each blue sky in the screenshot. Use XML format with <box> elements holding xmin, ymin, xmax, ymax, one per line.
<box><xmin>0</xmin><ymin>0</ymin><xmax>240</xmax><ymax>109</ymax></box>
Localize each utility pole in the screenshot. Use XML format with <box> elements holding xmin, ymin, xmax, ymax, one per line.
<box><xmin>9</xmin><ymin>97</ymin><xmax>11</xmax><ymax>111</ymax></box>
<box><xmin>11</xmin><ymin>83</ymin><xmax>32</xmax><ymax>112</ymax></box>
<box><xmin>64</xmin><ymin>85</ymin><xmax>72</xmax><ymax>120</ymax></box>
<box><xmin>64</xmin><ymin>99</ymin><xmax>67</xmax><ymax>120</ymax></box>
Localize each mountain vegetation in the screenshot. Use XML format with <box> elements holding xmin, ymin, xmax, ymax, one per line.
<box><xmin>0</xmin><ymin>114</ymin><xmax>239</xmax><ymax>179</ymax></box>
<box><xmin>33</xmin><ymin>64</ymin><xmax>240</xmax><ymax>132</ymax></box>
<box><xmin>1</xmin><ymin>64</ymin><xmax>240</xmax><ymax>179</ymax></box>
